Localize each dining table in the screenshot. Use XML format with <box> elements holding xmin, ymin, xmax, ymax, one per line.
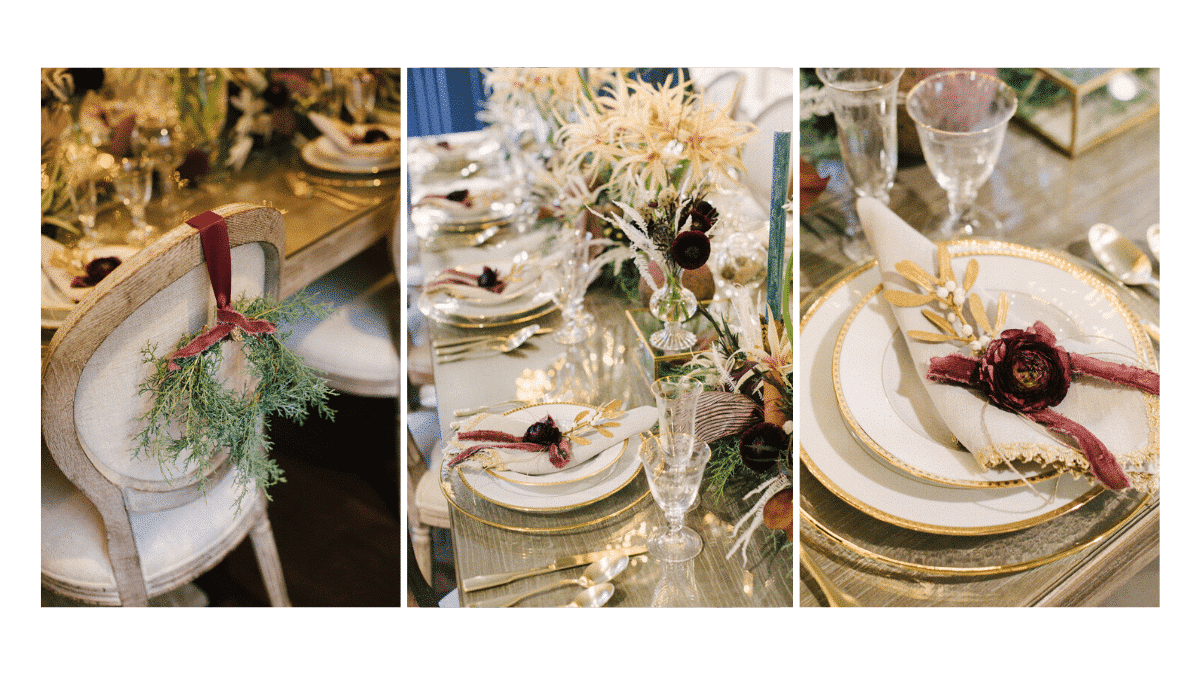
<box><xmin>408</xmin><ymin>129</ymin><xmax>794</xmax><ymax>607</ymax></box>
<box><xmin>41</xmin><ymin>135</ymin><xmax>401</xmax><ymax>348</ymax></box>
<box><xmin>793</xmin><ymin>114</ymin><xmax>1160</xmax><ymax>607</ymax></box>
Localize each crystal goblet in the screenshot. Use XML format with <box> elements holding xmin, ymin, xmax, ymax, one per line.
<box><xmin>905</xmin><ymin>70</ymin><xmax>1018</xmax><ymax>238</ymax></box>
<box><xmin>550</xmin><ymin>230</ymin><xmax>597</xmax><ymax>344</ymax></box>
<box><xmin>817</xmin><ymin>68</ymin><xmax>904</xmax><ymax>259</ymax></box>
<box><xmin>345</xmin><ymin>71</ymin><xmax>378</xmax><ymax>125</ymax></box>
<box><xmin>651</xmin><ymin>375</ymin><xmax>703</xmax><ymax>438</ymax></box>
<box><xmin>639</xmin><ymin>433</ymin><xmax>711</xmax><ymax>562</ymax></box>
<box><xmin>114</xmin><ymin>157</ymin><xmax>156</xmax><ymax>246</ymax></box>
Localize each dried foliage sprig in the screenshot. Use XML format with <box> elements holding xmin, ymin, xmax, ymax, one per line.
<box><xmin>134</xmin><ymin>292</ymin><xmax>336</xmax><ymax>507</ymax></box>
<box><xmin>882</xmin><ymin>243</ymin><xmax>1009</xmax><ymax>355</ymax></box>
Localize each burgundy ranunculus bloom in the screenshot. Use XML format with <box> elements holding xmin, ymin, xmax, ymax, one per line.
<box><xmin>522</xmin><ymin>415</ymin><xmax>562</xmax><ymax>446</ymax></box>
<box><xmin>739</xmin><ymin>422</ymin><xmax>788</xmax><ymax>473</ymax></box>
<box><xmin>679</xmin><ymin>199</ymin><xmax>718</xmax><ymax>233</ymax></box>
<box><xmin>978</xmin><ymin>321</ymin><xmax>1071</xmax><ymax>413</ymax></box>
<box><xmin>477</xmin><ymin>266</ymin><xmax>502</xmax><ymax>289</ymax></box>
<box><xmin>669</xmin><ymin>229</ymin><xmax>711</xmax><ymax>270</ymax></box>
<box><xmin>71</xmin><ymin>256</ymin><xmax>121</xmax><ymax>288</ymax></box>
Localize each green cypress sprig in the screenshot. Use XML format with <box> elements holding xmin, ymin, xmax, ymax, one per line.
<box><xmin>134</xmin><ymin>292</ymin><xmax>336</xmax><ymax>508</ymax></box>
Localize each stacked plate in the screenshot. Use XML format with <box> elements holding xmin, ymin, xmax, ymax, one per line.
<box><xmin>407</xmin><ymin>129</ymin><xmax>503</xmax><ymax>180</ymax></box>
<box><xmin>796</xmin><ymin>240</ymin><xmax>1156</xmax><ymax>542</ymax></box>
<box><xmin>417</xmin><ymin>257</ymin><xmax>557</xmax><ymax>328</ymax></box>
<box><xmin>300</xmin><ymin>123</ymin><xmax>403</xmax><ymax>173</ymax></box>
<box><xmin>440</xmin><ymin>403</ymin><xmax>652</xmax><ymax>533</ymax></box>
<box><xmin>409</xmin><ymin>179</ymin><xmax>523</xmax><ymax>239</ymax></box>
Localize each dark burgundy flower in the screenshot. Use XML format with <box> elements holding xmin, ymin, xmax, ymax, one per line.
<box><xmin>71</xmin><ymin>256</ymin><xmax>121</xmax><ymax>288</ymax></box>
<box><xmin>978</xmin><ymin>321</ymin><xmax>1071</xmax><ymax>413</ymax></box>
<box><xmin>361</xmin><ymin>128</ymin><xmax>392</xmax><ymax>144</ymax></box>
<box><xmin>739</xmin><ymin>422</ymin><xmax>788</xmax><ymax>472</ymax></box>
<box><xmin>522</xmin><ymin>415</ymin><xmax>562</xmax><ymax>446</ymax></box>
<box><xmin>477</xmin><ymin>266</ymin><xmax>502</xmax><ymax>289</ymax></box>
<box><xmin>66</xmin><ymin>68</ymin><xmax>105</xmax><ymax>94</ymax></box>
<box><xmin>669</xmin><ymin>229</ymin><xmax>711</xmax><ymax>270</ymax></box>
<box><xmin>263</xmin><ymin>81</ymin><xmax>291</xmax><ymax>108</ymax></box>
<box><xmin>679</xmin><ymin>199</ymin><xmax>718</xmax><ymax>233</ymax></box>
<box><xmin>445</xmin><ymin>189</ymin><xmax>470</xmax><ymax>203</ymax></box>
<box><xmin>176</xmin><ymin>147</ymin><xmax>211</xmax><ymax>186</ymax></box>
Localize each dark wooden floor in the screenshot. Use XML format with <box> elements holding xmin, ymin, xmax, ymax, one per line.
<box><xmin>194</xmin><ymin>392</ymin><xmax>401</xmax><ymax>607</ymax></box>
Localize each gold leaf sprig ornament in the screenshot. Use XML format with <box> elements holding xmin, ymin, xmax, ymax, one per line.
<box><xmin>882</xmin><ymin>243</ymin><xmax>1009</xmax><ymax>355</ymax></box>
<box><xmin>562</xmin><ymin>399</ymin><xmax>625</xmax><ymax>445</ymax></box>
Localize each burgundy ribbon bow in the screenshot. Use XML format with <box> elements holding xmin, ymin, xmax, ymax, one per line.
<box><xmin>927</xmin><ymin>321</ymin><xmax>1159</xmax><ymax>490</ymax></box>
<box><xmin>166</xmin><ymin>211</ymin><xmax>277</xmax><ymax>371</ymax></box>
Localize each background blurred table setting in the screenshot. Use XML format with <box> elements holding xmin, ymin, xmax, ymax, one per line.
<box><xmin>41</xmin><ymin>68</ymin><xmax>405</xmax><ymax>342</ymax></box>
<box><xmin>405</xmin><ymin>68</ymin><xmax>796</xmax><ymax>607</ymax></box>
<box><xmin>792</xmin><ymin>67</ymin><xmax>1160</xmax><ymax>607</ymax></box>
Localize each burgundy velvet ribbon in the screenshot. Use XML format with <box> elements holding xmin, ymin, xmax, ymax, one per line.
<box><xmin>447</xmin><ymin>429</ymin><xmax>571</xmax><ymax>469</ymax></box>
<box><xmin>166</xmin><ymin>211</ymin><xmax>277</xmax><ymax>371</ymax></box>
<box><xmin>927</xmin><ymin>336</ymin><xmax>1159</xmax><ymax>490</ymax></box>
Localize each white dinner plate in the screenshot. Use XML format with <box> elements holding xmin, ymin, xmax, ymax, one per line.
<box><xmin>796</xmin><ymin>248</ymin><xmax>1108</xmax><ymax>535</ymax></box>
<box><xmin>300</xmin><ymin>137</ymin><xmax>403</xmax><ymax>174</ymax></box>
<box><xmin>451</xmin><ymin>403</ymin><xmax>643</xmax><ymax>513</ymax></box>
<box><xmin>410</xmin><ymin>187</ymin><xmax>521</xmax><ymax>231</ymax></box>
<box><xmin>834</xmin><ymin>284</ymin><xmax>1061</xmax><ymax>488</ymax></box>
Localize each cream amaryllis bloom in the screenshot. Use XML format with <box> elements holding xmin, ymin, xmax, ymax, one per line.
<box><xmin>740</xmin><ymin>309</ymin><xmax>793</xmax><ymax>381</ymax></box>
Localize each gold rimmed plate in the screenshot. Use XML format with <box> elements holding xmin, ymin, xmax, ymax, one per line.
<box><xmin>833</xmin><ymin>283</ymin><xmax>1060</xmax><ymax>488</ymax></box>
<box><xmin>448</xmin><ymin>402</ymin><xmax>642</xmax><ymax>513</ymax></box>
<box><xmin>795</xmin><ymin>255</ymin><xmax>1103</xmax><ymax>536</ymax></box>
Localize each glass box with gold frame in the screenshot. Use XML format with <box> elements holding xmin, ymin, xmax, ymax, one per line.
<box><xmin>999</xmin><ymin>68</ymin><xmax>1159</xmax><ymax>157</ymax></box>
<box><xmin>624</xmin><ymin>303</ymin><xmax>716</xmax><ymax>388</ymax></box>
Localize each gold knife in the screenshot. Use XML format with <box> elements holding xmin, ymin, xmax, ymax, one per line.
<box><xmin>461</xmin><ymin>546</ymin><xmax>647</xmax><ymax>592</ymax></box>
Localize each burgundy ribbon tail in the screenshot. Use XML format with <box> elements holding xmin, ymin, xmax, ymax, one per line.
<box><xmin>1026</xmin><ymin>409</ymin><xmax>1131</xmax><ymax>490</ymax></box>
<box><xmin>165</xmin><ymin>212</ymin><xmax>277</xmax><ymax>371</ymax></box>
<box><xmin>1070</xmin><ymin>353</ymin><xmax>1160</xmax><ymax>395</ymax></box>
<box><xmin>926</xmin><ymin>354</ymin><xmax>980</xmax><ymax>386</ymax></box>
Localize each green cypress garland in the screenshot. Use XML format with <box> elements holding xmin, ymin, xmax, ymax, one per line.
<box><xmin>134</xmin><ymin>292</ymin><xmax>336</xmax><ymax>507</ymax></box>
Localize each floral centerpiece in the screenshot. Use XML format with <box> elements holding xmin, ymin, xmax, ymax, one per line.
<box><xmin>555</xmin><ymin>73</ymin><xmax>756</xmax><ymax>350</ymax></box>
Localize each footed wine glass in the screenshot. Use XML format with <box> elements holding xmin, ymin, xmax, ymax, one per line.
<box><xmin>639</xmin><ymin>433</ymin><xmax>711</xmax><ymax>562</ymax></box>
<box><xmin>550</xmin><ymin>229</ymin><xmax>597</xmax><ymax>344</ymax></box>
<box><xmin>114</xmin><ymin>156</ymin><xmax>155</xmax><ymax>246</ymax></box>
<box><xmin>905</xmin><ymin>70</ymin><xmax>1018</xmax><ymax>238</ymax></box>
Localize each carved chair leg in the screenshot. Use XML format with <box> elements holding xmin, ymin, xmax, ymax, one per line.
<box><xmin>249</xmin><ymin>515</ymin><xmax>291</xmax><ymax>607</ymax></box>
<box><xmin>410</xmin><ymin>521</ymin><xmax>433</xmax><ymax>585</ymax></box>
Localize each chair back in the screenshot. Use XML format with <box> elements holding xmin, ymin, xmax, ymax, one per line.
<box><xmin>701</xmin><ymin>70</ymin><xmax>745</xmax><ymax>119</ymax></box>
<box><xmin>42</xmin><ymin>204</ymin><xmax>286</xmax><ymax>514</ymax></box>
<box><xmin>740</xmin><ymin>96</ymin><xmax>793</xmax><ymax>210</ymax></box>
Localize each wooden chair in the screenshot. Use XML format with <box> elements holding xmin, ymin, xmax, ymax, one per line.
<box><xmin>740</xmin><ymin>96</ymin><xmax>793</xmax><ymax>211</ymax></box>
<box><xmin>41</xmin><ymin>203</ymin><xmax>290</xmax><ymax>606</ymax></box>
<box><xmin>700</xmin><ymin>70</ymin><xmax>745</xmax><ymax>120</ymax></box>
<box><xmin>406</xmin><ymin>425</ymin><xmax>451</xmax><ymax>585</ymax></box>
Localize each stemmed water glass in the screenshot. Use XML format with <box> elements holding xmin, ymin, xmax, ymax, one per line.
<box><xmin>550</xmin><ymin>229</ymin><xmax>597</xmax><ymax>344</ymax></box>
<box><xmin>816</xmin><ymin>68</ymin><xmax>904</xmax><ymax>258</ymax></box>
<box><xmin>905</xmin><ymin>70</ymin><xmax>1018</xmax><ymax>238</ymax></box>
<box><xmin>114</xmin><ymin>156</ymin><xmax>155</xmax><ymax>246</ymax></box>
<box><xmin>345</xmin><ymin>71</ymin><xmax>377</xmax><ymax>125</ymax></box>
<box><xmin>639</xmin><ymin>433</ymin><xmax>711</xmax><ymax>562</ymax></box>
<box><xmin>65</xmin><ymin>168</ymin><xmax>100</xmax><ymax>256</ymax></box>
<box><xmin>651</xmin><ymin>375</ymin><xmax>703</xmax><ymax>437</ymax></box>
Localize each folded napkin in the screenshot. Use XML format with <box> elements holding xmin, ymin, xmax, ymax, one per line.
<box><xmin>414</xmin><ymin>188</ymin><xmax>508</xmax><ymax>219</ymax></box>
<box><xmin>857</xmin><ymin>197</ymin><xmax>1159</xmax><ymax>491</ymax></box>
<box><xmin>307</xmin><ymin>113</ymin><xmax>400</xmax><ymax>157</ymax></box>
<box><xmin>446</xmin><ymin>405</ymin><xmax>657</xmax><ymax>475</ymax></box>
<box><xmin>423</xmin><ymin>264</ymin><xmax>538</xmax><ymax>305</ymax></box>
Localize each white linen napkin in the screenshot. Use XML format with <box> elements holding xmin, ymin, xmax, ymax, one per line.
<box><xmin>307</xmin><ymin>113</ymin><xmax>400</xmax><ymax>157</ymax></box>
<box><xmin>856</xmin><ymin>197</ymin><xmax>1159</xmax><ymax>490</ymax></box>
<box><xmin>446</xmin><ymin>405</ymin><xmax>657</xmax><ymax>475</ymax></box>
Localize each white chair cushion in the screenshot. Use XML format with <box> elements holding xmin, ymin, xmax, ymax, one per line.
<box><xmin>42</xmin><ymin>448</ymin><xmax>259</xmax><ymax>603</ymax></box>
<box><xmin>279</xmin><ymin>247</ymin><xmax>400</xmax><ymax>397</ymax></box>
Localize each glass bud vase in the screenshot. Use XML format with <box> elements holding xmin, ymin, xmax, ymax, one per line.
<box><xmin>649</xmin><ymin>264</ymin><xmax>698</xmax><ymax>351</ymax></box>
